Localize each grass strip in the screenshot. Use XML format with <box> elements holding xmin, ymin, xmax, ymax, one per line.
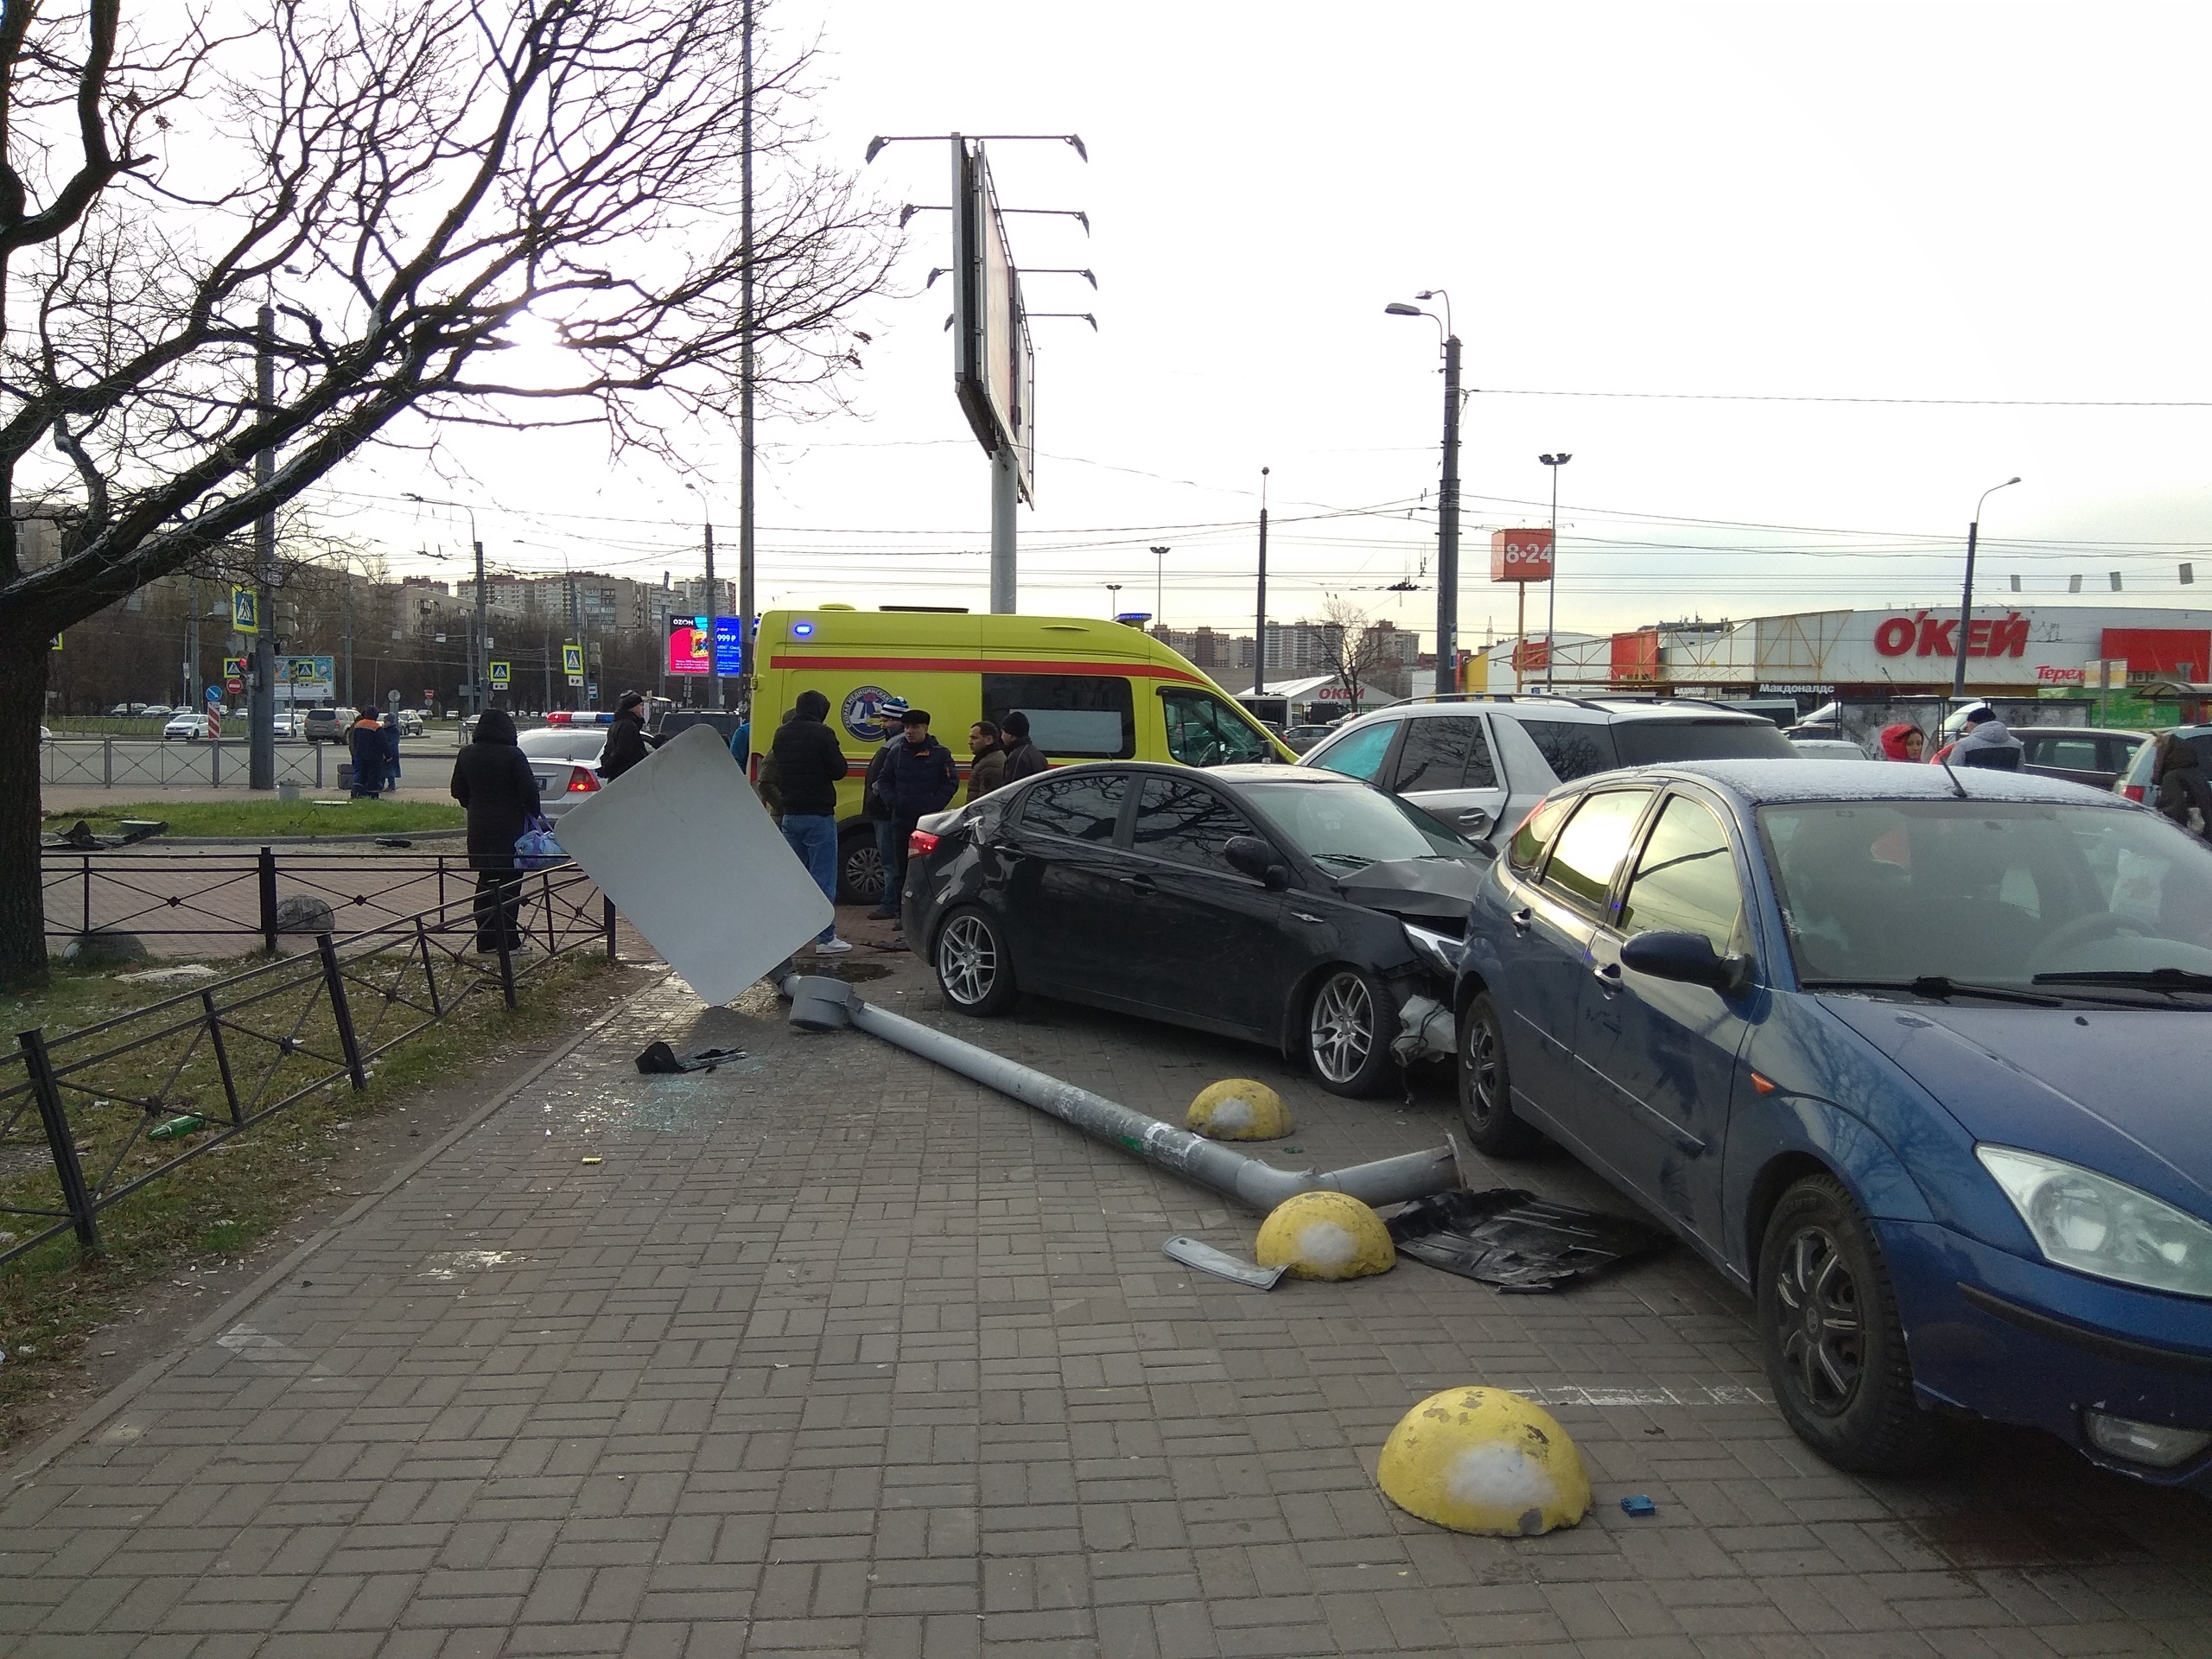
<box><xmin>43</xmin><ymin>799</ymin><xmax>468</xmax><ymax>838</ymax></box>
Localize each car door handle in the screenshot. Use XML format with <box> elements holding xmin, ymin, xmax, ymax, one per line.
<box><xmin>1291</xmin><ymin>910</ymin><xmax>1324</xmax><ymax>925</ymax></box>
<box><xmin>1592</xmin><ymin>961</ymin><xmax>1623</xmax><ymax>990</ymax></box>
<box><xmin>1510</xmin><ymin>908</ymin><xmax>1533</xmax><ymax>933</ymax></box>
<box><xmin>1119</xmin><ymin>875</ymin><xmax>1158</xmax><ymax>894</ymax></box>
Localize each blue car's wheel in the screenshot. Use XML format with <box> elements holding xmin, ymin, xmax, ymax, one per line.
<box><xmin>1458</xmin><ymin>993</ymin><xmax>1539</xmax><ymax>1158</ymax></box>
<box><xmin>1758</xmin><ymin>1175</ymin><xmax>1942</xmax><ymax>1473</ymax></box>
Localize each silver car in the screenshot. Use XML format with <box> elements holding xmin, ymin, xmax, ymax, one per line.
<box><xmin>518</xmin><ymin>728</ymin><xmax>607</xmax><ymax>820</ymax></box>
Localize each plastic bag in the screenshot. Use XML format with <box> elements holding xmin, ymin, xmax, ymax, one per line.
<box><xmin>515</xmin><ymin>814</ymin><xmax>566</xmax><ymax>871</ymax></box>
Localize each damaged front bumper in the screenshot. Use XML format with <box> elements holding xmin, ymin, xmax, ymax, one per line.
<box><xmin>1391</xmin><ymin>924</ymin><xmax>1465</xmax><ymax>1065</ymax></box>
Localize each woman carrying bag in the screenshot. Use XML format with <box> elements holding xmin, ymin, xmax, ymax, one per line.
<box><xmin>450</xmin><ymin>709</ymin><xmax>543</xmax><ymax>954</ymax></box>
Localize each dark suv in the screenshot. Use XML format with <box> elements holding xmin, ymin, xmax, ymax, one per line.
<box><xmin>1299</xmin><ymin>694</ymin><xmax>1796</xmax><ymax>844</ymax></box>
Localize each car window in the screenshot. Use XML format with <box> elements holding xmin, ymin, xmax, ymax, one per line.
<box><xmin>2103</xmin><ymin>736</ymin><xmax>2145</xmax><ymax>774</ymax></box>
<box><xmin>985</xmin><ymin>673</ymin><xmax>1135</xmax><ymax>760</ymax></box>
<box><xmin>1389</xmin><ymin>716</ymin><xmax>1494</xmax><ymax>794</ymax></box>
<box><xmin>1241</xmin><ymin>779</ymin><xmax>1466</xmax><ymax>871</ymax></box>
<box><xmin>2032</xmin><ymin>736</ymin><xmax>2100</xmax><ymax>772</ymax></box>
<box><xmin>1159</xmin><ymin>686</ymin><xmax>1277</xmax><ymax>767</ymax></box>
<box><xmin>1308</xmin><ymin>719</ymin><xmax>1397</xmax><ymax>783</ymax></box>
<box><xmin>1611</xmin><ymin>719</ymin><xmax>1796</xmax><ymax>766</ymax></box>
<box><xmin>1019</xmin><ymin>772</ymin><xmax>1128</xmax><ymax>843</ymax></box>
<box><xmin>1761</xmin><ymin>799</ymin><xmax>2212</xmax><ymax>984</ymax></box>
<box><xmin>1132</xmin><ymin>777</ymin><xmax>1258</xmax><ymax>872</ymax></box>
<box><xmin>1508</xmin><ymin>795</ymin><xmax>1573</xmax><ymax>873</ymax></box>
<box><xmin>1619</xmin><ymin>796</ymin><xmax>1743</xmax><ymax>953</ymax></box>
<box><xmin>1515</xmin><ymin>718</ymin><xmax>1620</xmax><ymax>782</ymax></box>
<box><xmin>1540</xmin><ymin>789</ymin><xmax>1653</xmax><ymax>909</ymax></box>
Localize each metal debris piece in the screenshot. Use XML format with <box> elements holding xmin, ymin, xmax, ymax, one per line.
<box><xmin>1162</xmin><ymin>1235</ymin><xmax>1287</xmax><ymax>1290</ymax></box>
<box><xmin>634</xmin><ymin>1041</ymin><xmax>749</xmax><ymax>1074</ymax></box>
<box><xmin>1386</xmin><ymin>1189</ymin><xmax>1673</xmax><ymax>1293</ymax></box>
<box><xmin>1621</xmin><ymin>1494</ymin><xmax>1658</xmax><ymax>1516</ymax></box>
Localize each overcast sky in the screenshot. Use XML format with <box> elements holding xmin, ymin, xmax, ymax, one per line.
<box><xmin>315</xmin><ymin>1</ymin><xmax>2212</xmax><ymax>649</ymax></box>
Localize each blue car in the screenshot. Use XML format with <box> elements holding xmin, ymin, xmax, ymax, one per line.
<box><xmin>1454</xmin><ymin>759</ymin><xmax>2212</xmax><ymax>1484</ymax></box>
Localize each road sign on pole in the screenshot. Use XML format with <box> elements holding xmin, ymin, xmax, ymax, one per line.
<box><xmin>488</xmin><ymin>660</ymin><xmax>511</xmax><ymax>688</ymax></box>
<box><xmin>231</xmin><ymin>588</ymin><xmax>259</xmax><ymax>632</ymax></box>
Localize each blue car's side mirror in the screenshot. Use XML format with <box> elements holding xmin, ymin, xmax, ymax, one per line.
<box><xmin>1620</xmin><ymin>929</ymin><xmax>1752</xmax><ymax>996</ymax></box>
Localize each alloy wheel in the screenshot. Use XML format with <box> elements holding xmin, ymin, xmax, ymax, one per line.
<box><xmin>1309</xmin><ymin>971</ymin><xmax>1375</xmax><ymax>1086</ymax></box>
<box><xmin>1772</xmin><ymin>1224</ymin><xmax>1864</xmax><ymax>1415</ymax></box>
<box><xmin>937</xmin><ymin>913</ymin><xmax>998</xmax><ymax>1007</ymax></box>
<box><xmin>1460</xmin><ymin>1015</ymin><xmax>1501</xmax><ymax>1123</ymax></box>
<box><xmin>846</xmin><ymin>844</ymin><xmax>886</xmax><ymax>906</ymax></box>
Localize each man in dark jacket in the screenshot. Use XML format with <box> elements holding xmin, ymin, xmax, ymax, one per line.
<box><xmin>860</xmin><ymin>696</ymin><xmax>910</xmax><ymax>919</ymax></box>
<box><xmin>601</xmin><ymin>691</ymin><xmax>653</xmax><ymax>782</ymax></box>
<box><xmin>347</xmin><ymin>710</ymin><xmax>388</xmax><ymax>798</ymax></box>
<box><xmin>966</xmin><ymin>719</ymin><xmax>1008</xmax><ymax>803</ymax></box>
<box><xmin>378</xmin><ymin>710</ymin><xmax>404</xmax><ymax>795</ymax></box>
<box><xmin>449</xmin><ymin>709</ymin><xmax>542</xmax><ymax>952</ymax></box>
<box><xmin>2157</xmin><ymin>734</ymin><xmax>2212</xmax><ymax>836</ymax></box>
<box><xmin>880</xmin><ymin>708</ymin><xmax>960</xmax><ymax>906</ymax></box>
<box><xmin>771</xmin><ymin>690</ymin><xmax>855</xmax><ymax>954</ymax></box>
<box><xmin>999</xmin><ymin>709</ymin><xmax>1049</xmax><ymax>784</ymax></box>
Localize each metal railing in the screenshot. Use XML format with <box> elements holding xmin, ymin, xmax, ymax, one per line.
<box><xmin>0</xmin><ymin>868</ymin><xmax>616</xmax><ymax>1268</ymax></box>
<box><xmin>43</xmin><ymin>849</ymin><xmax>489</xmax><ymax>952</ymax></box>
<box><xmin>41</xmin><ymin>738</ymin><xmax>330</xmax><ymax>789</ymax></box>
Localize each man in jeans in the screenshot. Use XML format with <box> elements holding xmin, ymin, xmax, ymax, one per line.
<box><xmin>770</xmin><ymin>689</ymin><xmax>855</xmax><ymax>955</ymax></box>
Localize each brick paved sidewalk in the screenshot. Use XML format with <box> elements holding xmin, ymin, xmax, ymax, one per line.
<box><xmin>3</xmin><ymin>954</ymin><xmax>2209</xmax><ymax>1657</ymax></box>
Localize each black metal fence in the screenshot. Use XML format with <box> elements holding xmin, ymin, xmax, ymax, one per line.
<box><xmin>43</xmin><ymin>848</ymin><xmax>491</xmax><ymax>953</ymax></box>
<box><xmin>1</xmin><ymin>868</ymin><xmax>615</xmax><ymax>1268</ymax></box>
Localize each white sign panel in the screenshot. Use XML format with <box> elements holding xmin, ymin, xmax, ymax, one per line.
<box><xmin>555</xmin><ymin>724</ymin><xmax>831</xmax><ymax>1005</ymax></box>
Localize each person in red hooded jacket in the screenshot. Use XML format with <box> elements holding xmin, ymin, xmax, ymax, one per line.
<box><xmin>1878</xmin><ymin>722</ymin><xmax>1926</xmax><ymax>762</ymax></box>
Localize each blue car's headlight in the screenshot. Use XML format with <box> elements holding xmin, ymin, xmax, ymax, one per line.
<box><xmin>1977</xmin><ymin>1146</ymin><xmax>2212</xmax><ymax>1299</ymax></box>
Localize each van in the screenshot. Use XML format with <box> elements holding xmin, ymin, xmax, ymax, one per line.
<box><xmin>749</xmin><ymin>606</ymin><xmax>1290</xmax><ymax>903</ymax></box>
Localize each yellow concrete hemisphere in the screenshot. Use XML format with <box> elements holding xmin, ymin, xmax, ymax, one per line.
<box><xmin>1253</xmin><ymin>1190</ymin><xmax>1395</xmax><ymax>1280</ymax></box>
<box><xmin>1185</xmin><ymin>1078</ymin><xmax>1292</xmax><ymax>1141</ymax></box>
<box><xmin>1376</xmin><ymin>1387</ymin><xmax>1592</xmax><ymax>1536</ymax></box>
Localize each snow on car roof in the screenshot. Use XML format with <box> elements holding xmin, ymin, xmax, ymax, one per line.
<box><xmin>1656</xmin><ymin>758</ymin><xmax>2135</xmax><ymax>808</ymax></box>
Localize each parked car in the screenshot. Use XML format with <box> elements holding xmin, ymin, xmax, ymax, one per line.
<box><xmin>2116</xmin><ymin>725</ymin><xmax>2212</xmax><ymax>806</ymax></box>
<box><xmin>906</xmin><ymin>762</ymin><xmax>1482</xmax><ymax>1096</ymax></box>
<box><xmin>395</xmin><ymin>709</ymin><xmax>425</xmax><ymax>737</ymax></box>
<box><xmin>162</xmin><ymin>713</ymin><xmax>211</xmax><ymax>741</ymax></box>
<box><xmin>302</xmin><ymin>706</ymin><xmax>353</xmax><ymax>743</ymax></box>
<box><xmin>1455</xmin><ymin>758</ymin><xmax>2212</xmax><ymax>1486</ymax></box>
<box><xmin>2008</xmin><ymin>725</ymin><xmax>2150</xmax><ymax>793</ymax></box>
<box><xmin>1785</xmin><ymin>738</ymin><xmax>1868</xmax><ymax>761</ymax></box>
<box><xmin>518</xmin><ymin>728</ymin><xmax>607</xmax><ymax>819</ymax></box>
<box><xmin>140</xmin><ymin>704</ymin><xmax>175</xmax><ymax>718</ymax></box>
<box><xmin>1300</xmin><ymin>694</ymin><xmax>1796</xmax><ymax>846</ymax></box>
<box><xmin>1279</xmin><ymin>722</ymin><xmax>1342</xmax><ymax>754</ymax></box>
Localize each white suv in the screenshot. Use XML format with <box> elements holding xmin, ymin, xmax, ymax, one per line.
<box><xmin>1299</xmin><ymin>694</ymin><xmax>1796</xmax><ymax>844</ymax></box>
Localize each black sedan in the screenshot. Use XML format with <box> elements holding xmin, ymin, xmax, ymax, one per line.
<box><xmin>900</xmin><ymin>762</ymin><xmax>1486</xmax><ymax>1096</ymax></box>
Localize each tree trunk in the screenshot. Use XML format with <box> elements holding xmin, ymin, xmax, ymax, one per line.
<box><xmin>0</xmin><ymin>629</ymin><xmax>52</xmax><ymax>987</ymax></box>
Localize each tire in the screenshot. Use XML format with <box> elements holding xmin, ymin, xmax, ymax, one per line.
<box><xmin>1458</xmin><ymin>992</ymin><xmax>1540</xmax><ymax>1156</ymax></box>
<box><xmin>838</xmin><ymin>826</ymin><xmax>886</xmax><ymax>907</ymax></box>
<box><xmin>1304</xmin><ymin>965</ymin><xmax>1400</xmax><ymax>1097</ymax></box>
<box><xmin>933</xmin><ymin>906</ymin><xmax>1017</xmax><ymax>1016</ymax></box>
<box><xmin>1757</xmin><ymin>1174</ymin><xmax>1943</xmax><ymax>1474</ymax></box>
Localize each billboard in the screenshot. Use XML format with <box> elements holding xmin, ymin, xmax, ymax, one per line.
<box><xmin>952</xmin><ymin>142</ymin><xmax>1036</xmax><ymax>502</ymax></box>
<box><xmin>665</xmin><ymin>615</ymin><xmax>745</xmax><ymax>676</ymax></box>
<box><xmin>1490</xmin><ymin>529</ymin><xmax>1554</xmax><ymax>582</ymax></box>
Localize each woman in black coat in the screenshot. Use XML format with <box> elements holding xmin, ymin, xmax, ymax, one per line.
<box><xmin>450</xmin><ymin>709</ymin><xmax>542</xmax><ymax>952</ymax></box>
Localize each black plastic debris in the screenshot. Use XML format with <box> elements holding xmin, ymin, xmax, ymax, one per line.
<box><xmin>1386</xmin><ymin>1189</ymin><xmax>1673</xmax><ymax>1293</ymax></box>
<box><xmin>41</xmin><ymin>817</ymin><xmax>168</xmax><ymax>850</ymax></box>
<box><xmin>634</xmin><ymin>1041</ymin><xmax>748</xmax><ymax>1075</ymax></box>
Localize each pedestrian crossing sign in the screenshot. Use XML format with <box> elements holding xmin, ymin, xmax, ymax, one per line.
<box><xmin>562</xmin><ymin>642</ymin><xmax>584</xmax><ymax>676</ymax></box>
<box><xmin>231</xmin><ymin>587</ymin><xmax>258</xmax><ymax>633</ymax></box>
<box><xmin>488</xmin><ymin>660</ymin><xmax>511</xmax><ymax>687</ymax></box>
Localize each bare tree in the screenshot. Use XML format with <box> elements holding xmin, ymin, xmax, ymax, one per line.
<box><xmin>0</xmin><ymin>0</ymin><xmax>896</xmax><ymax>984</ymax></box>
<box><xmin>1316</xmin><ymin>595</ymin><xmax>1387</xmax><ymax>715</ymax></box>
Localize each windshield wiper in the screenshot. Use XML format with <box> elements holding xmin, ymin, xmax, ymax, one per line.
<box><xmin>1801</xmin><ymin>976</ymin><xmax>2065</xmax><ymax>1007</ymax></box>
<box><xmin>1307</xmin><ymin>851</ymin><xmax>1376</xmax><ymax>868</ymax></box>
<box><xmin>2032</xmin><ymin>968</ymin><xmax>2212</xmax><ymax>995</ymax></box>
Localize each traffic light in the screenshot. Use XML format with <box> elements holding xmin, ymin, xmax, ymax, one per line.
<box><xmin>274</xmin><ymin>599</ymin><xmax>302</xmax><ymax>647</ymax></box>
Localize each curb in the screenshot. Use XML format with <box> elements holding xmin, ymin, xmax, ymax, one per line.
<box><xmin>3</xmin><ymin>966</ymin><xmax>669</xmax><ymax>1491</ymax></box>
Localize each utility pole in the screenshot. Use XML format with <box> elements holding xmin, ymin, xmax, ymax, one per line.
<box><xmin>341</xmin><ymin>566</ymin><xmax>354</xmax><ymax>708</ymax></box>
<box><xmin>1436</xmin><ymin>332</ymin><xmax>1462</xmax><ymax>696</ymax></box>
<box><xmin>1539</xmin><ymin>453</ymin><xmax>1571</xmax><ymax>691</ymax></box>
<box><xmin>1954</xmin><ymin>477</ymin><xmax>2022</xmax><ymax>701</ymax></box>
<box><xmin>1151</xmin><ymin>545</ymin><xmax>1170</xmax><ymax>629</ymax></box>
<box><xmin>702</xmin><ymin>521</ymin><xmax>721</xmax><ymax>711</ymax></box>
<box><xmin>250</xmin><ymin>304</ymin><xmax>277</xmax><ymax>791</ymax></box>
<box><xmin>1254</xmin><ymin>467</ymin><xmax>1269</xmax><ymax>696</ymax></box>
<box><xmin>567</xmin><ymin>572</ymin><xmax>581</xmax><ymax>711</ymax></box>
<box><xmin>738</xmin><ymin>0</ymin><xmax>758</xmax><ymax>708</ymax></box>
<box><xmin>185</xmin><ymin>576</ymin><xmax>200</xmax><ymax>713</ymax></box>
<box><xmin>473</xmin><ymin>536</ymin><xmax>487</xmax><ymax>719</ymax></box>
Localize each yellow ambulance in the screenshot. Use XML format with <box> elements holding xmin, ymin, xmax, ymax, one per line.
<box><xmin>747</xmin><ymin>606</ymin><xmax>1291</xmax><ymax>903</ymax></box>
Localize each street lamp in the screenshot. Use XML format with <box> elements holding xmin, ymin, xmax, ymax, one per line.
<box><xmin>1150</xmin><ymin>546</ymin><xmax>1170</xmax><ymax>629</ymax></box>
<box><xmin>1953</xmin><ymin>476</ymin><xmax>2023</xmax><ymax>701</ymax></box>
<box><xmin>1539</xmin><ymin>454</ymin><xmax>1572</xmax><ymax>690</ymax></box>
<box><xmin>1105</xmin><ymin>582</ymin><xmax>1122</xmax><ymax>618</ymax></box>
<box><xmin>1386</xmin><ymin>291</ymin><xmax>1461</xmax><ymax>696</ymax></box>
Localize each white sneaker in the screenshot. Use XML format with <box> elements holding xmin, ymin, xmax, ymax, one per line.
<box><xmin>813</xmin><ymin>938</ymin><xmax>853</xmax><ymax>956</ymax></box>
